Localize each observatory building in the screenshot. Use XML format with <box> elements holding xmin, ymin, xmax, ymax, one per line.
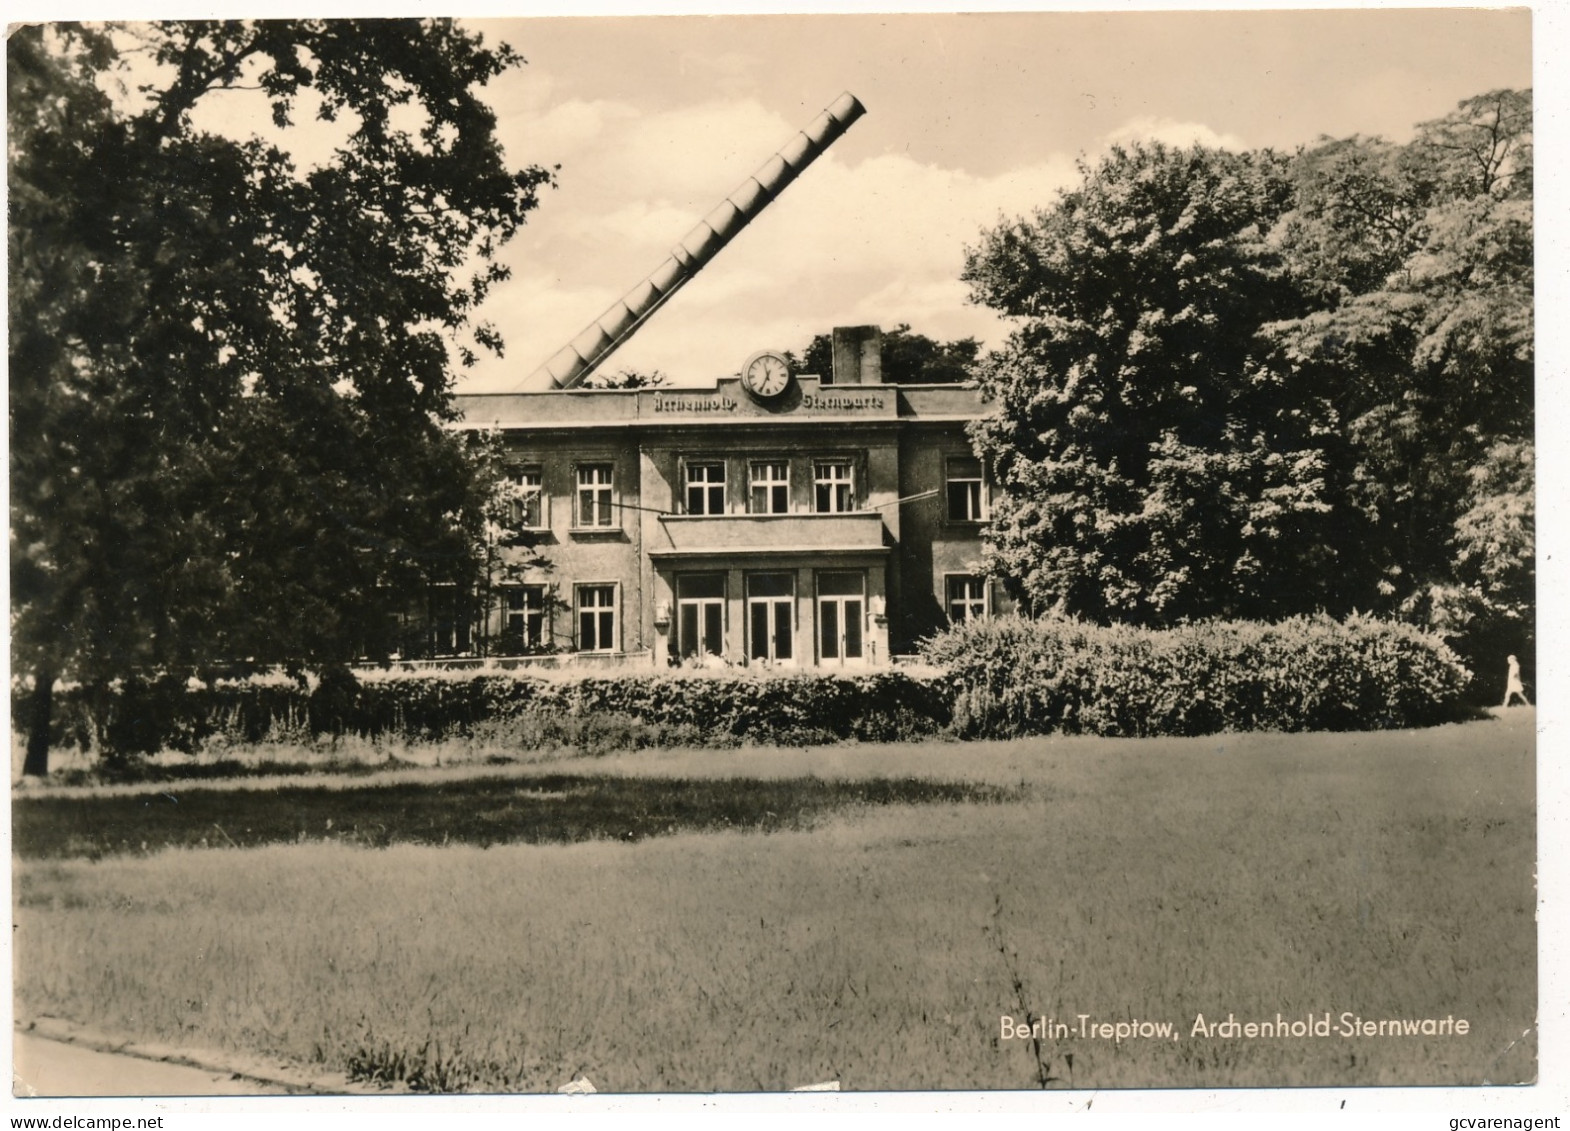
<box><xmin>437</xmin><ymin>93</ymin><xmax>1003</xmax><ymax>668</ymax></box>
<box><xmin>455</xmin><ymin>325</ymin><xmax>1003</xmax><ymax>669</ymax></box>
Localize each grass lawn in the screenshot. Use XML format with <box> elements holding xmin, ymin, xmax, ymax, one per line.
<box><xmin>12</xmin><ymin>710</ymin><xmax>1536</xmax><ymax>1092</ymax></box>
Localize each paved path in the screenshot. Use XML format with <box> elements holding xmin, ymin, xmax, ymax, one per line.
<box><xmin>13</xmin><ymin>1032</ymin><xmax>289</xmax><ymax>1098</ymax></box>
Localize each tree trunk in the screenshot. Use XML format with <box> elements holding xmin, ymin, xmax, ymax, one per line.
<box><xmin>22</xmin><ymin>666</ymin><xmax>54</xmax><ymax>777</ymax></box>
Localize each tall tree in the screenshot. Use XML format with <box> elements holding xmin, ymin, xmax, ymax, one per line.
<box><xmin>9</xmin><ymin>21</ymin><xmax>552</xmax><ymax>772</ymax></box>
<box><xmin>963</xmin><ymin>92</ymin><xmax>1531</xmax><ymax>682</ymax></box>
<box><xmin>1266</xmin><ymin>89</ymin><xmax>1533</xmax><ymax>666</ymax></box>
<box><xmin>963</xmin><ymin>143</ymin><xmax>1341</xmax><ymax>625</ymax></box>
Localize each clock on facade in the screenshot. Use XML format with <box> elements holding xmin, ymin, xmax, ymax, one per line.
<box><xmin>740</xmin><ymin>350</ymin><xmax>792</xmax><ymax>400</ymax></box>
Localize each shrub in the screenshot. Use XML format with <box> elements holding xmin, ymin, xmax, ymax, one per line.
<box><xmin>12</xmin><ymin>672</ymin><xmax>310</xmax><ymax>762</ymax></box>
<box><xmin>23</xmin><ymin>667</ymin><xmax>950</xmax><ymax>761</ymax></box>
<box><xmin>17</xmin><ymin>616</ymin><xmax>1472</xmax><ymax>765</ymax></box>
<box><xmin>921</xmin><ymin>613</ymin><xmax>1473</xmax><ymax>737</ymax></box>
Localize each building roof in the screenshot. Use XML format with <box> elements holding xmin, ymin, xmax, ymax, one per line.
<box><xmin>454</xmin><ymin>377</ymin><xmax>988</xmax><ymax>433</ymax></box>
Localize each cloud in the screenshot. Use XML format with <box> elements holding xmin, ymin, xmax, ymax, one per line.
<box><xmin>614</xmin><ymin>99</ymin><xmax>803</xmax><ymax>200</ymax></box>
<box><xmin>576</xmin><ymin>201</ymin><xmax>704</xmax><ymax>248</ymax></box>
<box><xmin>855</xmin><ymin>277</ymin><xmax>983</xmax><ymax>331</ymax></box>
<box><xmin>521</xmin><ymin>98</ymin><xmax>637</xmax><ymax>153</ymax></box>
<box><xmin>460</xmin><ymin>99</ymin><xmax>1083</xmax><ymax>392</ymax></box>
<box><xmin>508</xmin><ymin>97</ymin><xmax>800</xmax><ymax>206</ymax></box>
<box><xmin>471</xmin><ymin>274</ymin><xmax>621</xmax><ymax>374</ymax></box>
<box><xmin>674</xmin><ymin>49</ymin><xmax>763</xmax><ymax>94</ymax></box>
<box><xmin>1102</xmin><ymin>116</ymin><xmax>1248</xmax><ymax>151</ymax></box>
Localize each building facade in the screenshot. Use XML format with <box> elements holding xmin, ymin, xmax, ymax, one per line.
<box><xmin>453</xmin><ymin>326</ymin><xmax>1006</xmax><ymax>668</ymax></box>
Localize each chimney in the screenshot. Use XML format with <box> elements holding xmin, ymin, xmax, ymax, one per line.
<box><xmin>829</xmin><ymin>325</ymin><xmax>882</xmax><ymax>386</ymax></box>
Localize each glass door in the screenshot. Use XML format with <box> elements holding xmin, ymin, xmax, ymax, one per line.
<box><xmin>746</xmin><ymin>573</ymin><xmax>794</xmax><ymax>664</ymax></box>
<box><xmin>677</xmin><ymin>573</ymin><xmax>726</xmax><ymax>659</ymax></box>
<box><xmin>816</xmin><ymin>571</ymin><xmax>864</xmax><ymax>665</ymax></box>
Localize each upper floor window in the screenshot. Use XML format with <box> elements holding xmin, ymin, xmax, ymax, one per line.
<box><xmin>510</xmin><ymin>466</ymin><xmax>544</xmax><ymax>530</ymax></box>
<box><xmin>576</xmin><ymin>464</ymin><xmax>615</xmax><ymax>528</ymax></box>
<box><xmin>946</xmin><ymin>575</ymin><xmax>988</xmax><ymax>623</ymax></box>
<box><xmin>685</xmin><ymin>461</ymin><xmax>726</xmax><ymax>516</ymax></box>
<box><xmin>814</xmin><ymin>460</ymin><xmax>855</xmax><ymax>514</ymax></box>
<box><xmin>946</xmin><ymin>456</ymin><xmax>984</xmax><ymax>522</ymax></box>
<box><xmin>750</xmin><ymin>461</ymin><xmax>790</xmax><ymax>515</ymax></box>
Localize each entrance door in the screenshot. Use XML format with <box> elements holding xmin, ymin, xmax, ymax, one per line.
<box><xmin>817</xmin><ymin>571</ymin><xmax>865</xmax><ymax>666</ymax></box>
<box><xmin>677</xmin><ymin>573</ymin><xmax>726</xmax><ymax>659</ymax></box>
<box><xmin>747</xmin><ymin>573</ymin><xmax>794</xmax><ymax>664</ymax></box>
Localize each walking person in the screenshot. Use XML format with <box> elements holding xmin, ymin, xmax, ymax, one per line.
<box><xmin>1503</xmin><ymin>654</ymin><xmax>1531</xmax><ymax>707</ymax></box>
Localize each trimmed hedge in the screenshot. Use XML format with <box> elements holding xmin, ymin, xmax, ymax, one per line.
<box><xmin>920</xmin><ymin>613</ymin><xmax>1474</xmax><ymax>738</ymax></box>
<box><xmin>14</xmin><ymin>672</ymin><xmax>314</xmax><ymax>757</ymax></box>
<box><xmin>16</xmin><ymin>613</ymin><xmax>1475</xmax><ymax>760</ymax></box>
<box><xmin>22</xmin><ymin>668</ymin><xmax>952</xmax><ymax>757</ymax></box>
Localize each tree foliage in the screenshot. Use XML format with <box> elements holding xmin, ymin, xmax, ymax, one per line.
<box><xmin>963</xmin><ymin>144</ymin><xmax>1338</xmax><ymax>624</ymax></box>
<box><xmin>582</xmin><ymin>367</ymin><xmax>670</xmax><ymax>389</ymax></box>
<box><xmin>964</xmin><ymin>90</ymin><xmax>1532</xmax><ymax>676</ymax></box>
<box><xmin>1265</xmin><ymin>90</ymin><xmax>1533</xmax><ymax>665</ymax></box>
<box><xmin>791</xmin><ymin>323</ymin><xmax>980</xmax><ymax>384</ymax></box>
<box><xmin>9</xmin><ymin>21</ymin><xmax>552</xmax><ymax>770</ymax></box>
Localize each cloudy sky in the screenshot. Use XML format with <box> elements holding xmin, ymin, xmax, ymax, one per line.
<box><xmin>72</xmin><ymin>7</ymin><xmax>1532</xmax><ymax>392</ymax></box>
<box><xmin>430</xmin><ymin>8</ymin><xmax>1531</xmax><ymax>392</ymax></box>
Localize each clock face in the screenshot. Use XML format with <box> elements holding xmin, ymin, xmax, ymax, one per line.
<box><xmin>742</xmin><ymin>351</ymin><xmax>792</xmax><ymax>399</ymax></box>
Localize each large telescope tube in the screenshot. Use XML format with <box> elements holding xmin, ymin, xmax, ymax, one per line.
<box><xmin>521</xmin><ymin>91</ymin><xmax>867</xmax><ymax>391</ymax></box>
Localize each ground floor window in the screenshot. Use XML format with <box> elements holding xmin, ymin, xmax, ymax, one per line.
<box><xmin>502</xmin><ymin>585</ymin><xmax>546</xmax><ymax>652</ymax></box>
<box><xmin>576</xmin><ymin>584</ymin><xmax>618</xmax><ymax>652</ymax></box>
<box><xmin>747</xmin><ymin>573</ymin><xmax>794</xmax><ymax>663</ymax></box>
<box><xmin>677</xmin><ymin>573</ymin><xmax>726</xmax><ymax>659</ymax></box>
<box><xmin>946</xmin><ymin>575</ymin><xmax>988</xmax><ymax>623</ymax></box>
<box><xmin>817</xmin><ymin>571</ymin><xmax>865</xmax><ymax>664</ymax></box>
<box><xmin>431</xmin><ymin>585</ymin><xmax>472</xmax><ymax>655</ymax></box>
